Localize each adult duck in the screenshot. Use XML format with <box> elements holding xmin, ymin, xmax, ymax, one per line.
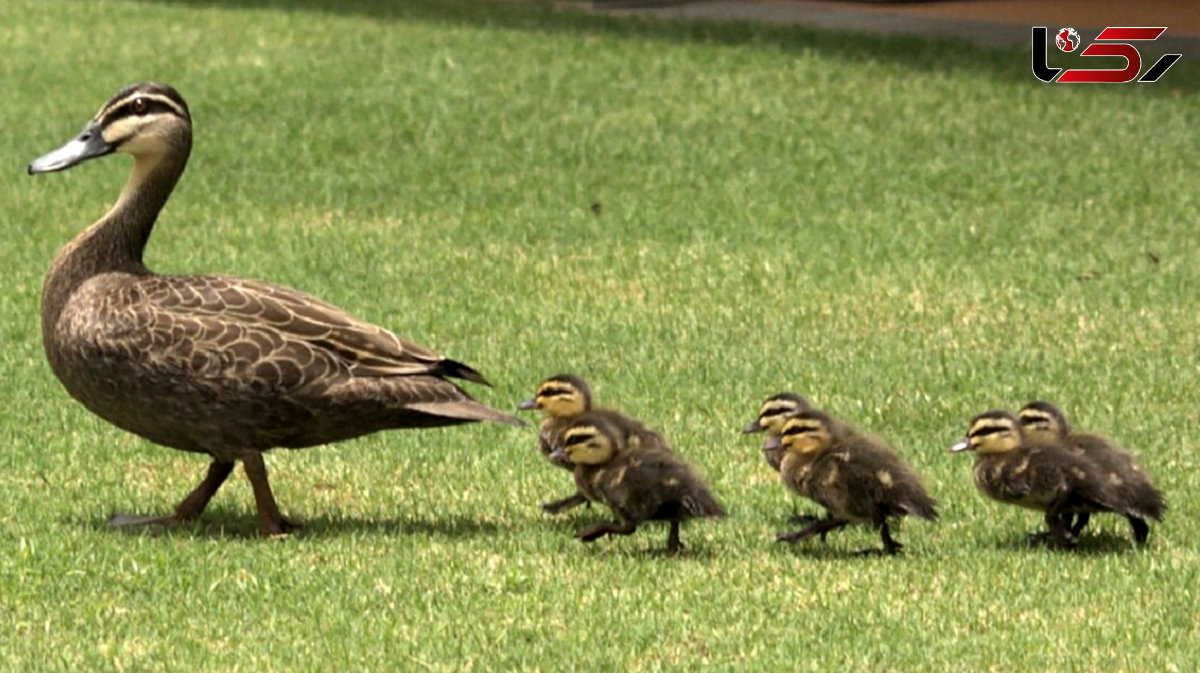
<box><xmin>28</xmin><ymin>82</ymin><xmax>522</xmax><ymax>536</ymax></box>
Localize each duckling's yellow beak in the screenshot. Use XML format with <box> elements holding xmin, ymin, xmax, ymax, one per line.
<box><xmin>763</xmin><ymin>434</ymin><xmax>782</xmax><ymax>451</ymax></box>
<box><xmin>949</xmin><ymin>438</ymin><xmax>972</xmax><ymax>453</ymax></box>
<box><xmin>516</xmin><ymin>398</ymin><xmax>539</xmax><ymax>411</ymax></box>
<box><xmin>742</xmin><ymin>419</ymin><xmax>764</xmax><ymax>434</ymax></box>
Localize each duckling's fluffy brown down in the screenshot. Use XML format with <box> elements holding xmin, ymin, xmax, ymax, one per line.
<box><xmin>774</xmin><ymin>411</ymin><xmax>937</xmax><ymax>555</ymax></box>
<box><xmin>1018</xmin><ymin>401</ymin><xmax>1165</xmax><ymax>542</ymax></box>
<box><xmin>519</xmin><ymin>374</ymin><xmax>668</xmax><ymax>515</ymax></box>
<box><xmin>561</xmin><ymin>414</ymin><xmax>724</xmax><ymax>555</ymax></box>
<box><xmin>969</xmin><ymin>440</ymin><xmax>1133</xmax><ymax>544</ymax></box>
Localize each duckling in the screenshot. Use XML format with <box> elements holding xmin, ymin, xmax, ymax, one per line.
<box><xmin>517</xmin><ymin>374</ymin><xmax>665</xmax><ymax>514</ymax></box>
<box><xmin>767</xmin><ymin>409</ymin><xmax>937</xmax><ymax>555</ymax></box>
<box><xmin>1017</xmin><ymin>401</ymin><xmax>1165</xmax><ymax>543</ymax></box>
<box><xmin>27</xmin><ymin>83</ymin><xmax>524</xmax><ymax>536</ymax></box>
<box><xmin>950</xmin><ymin>410</ymin><xmax>1155</xmax><ymax>548</ymax></box>
<box><xmin>741</xmin><ymin>391</ymin><xmax>827</xmax><ymax>528</ymax></box>
<box><xmin>742</xmin><ymin>392</ymin><xmax>812</xmax><ymax>471</ymax></box>
<box><xmin>549</xmin><ymin>413</ymin><xmax>725</xmax><ymax>555</ymax></box>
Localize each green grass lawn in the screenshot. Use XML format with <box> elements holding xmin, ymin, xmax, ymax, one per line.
<box><xmin>2</xmin><ymin>0</ymin><xmax>1198</xmax><ymax>670</ymax></box>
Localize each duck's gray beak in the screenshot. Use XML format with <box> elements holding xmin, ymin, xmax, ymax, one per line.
<box><xmin>516</xmin><ymin>398</ymin><xmax>538</xmax><ymax>411</ymax></box>
<box><xmin>548</xmin><ymin>446</ymin><xmax>566</xmax><ymax>463</ymax></box>
<box><xmin>949</xmin><ymin>439</ymin><xmax>971</xmax><ymax>453</ymax></box>
<box><xmin>29</xmin><ymin>122</ymin><xmax>113</xmax><ymax>174</ymax></box>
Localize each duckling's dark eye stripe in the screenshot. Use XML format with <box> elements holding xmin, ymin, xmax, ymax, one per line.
<box><xmin>759</xmin><ymin>404</ymin><xmax>795</xmax><ymax>418</ymax></box>
<box><xmin>563</xmin><ymin>432</ymin><xmax>595</xmax><ymax>447</ymax></box>
<box><xmin>968</xmin><ymin>425</ymin><xmax>1008</xmax><ymax>438</ymax></box>
<box><xmin>539</xmin><ymin>386</ymin><xmax>573</xmax><ymax>398</ymax></box>
<box><xmin>782</xmin><ymin>424</ymin><xmax>817</xmax><ymax>436</ymax></box>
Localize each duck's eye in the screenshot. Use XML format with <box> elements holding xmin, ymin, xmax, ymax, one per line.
<box><xmin>132</xmin><ymin>98</ymin><xmax>148</xmax><ymax>115</ymax></box>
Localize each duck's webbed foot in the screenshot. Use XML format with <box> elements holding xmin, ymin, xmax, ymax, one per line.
<box><xmin>106</xmin><ymin>513</ymin><xmax>179</xmax><ymax>529</ymax></box>
<box><xmin>106</xmin><ymin>459</ymin><xmax>236</xmax><ymax>531</ymax></box>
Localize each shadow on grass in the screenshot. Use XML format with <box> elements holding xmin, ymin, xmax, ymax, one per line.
<box><xmin>80</xmin><ymin>506</ymin><xmax>510</xmax><ymax>540</ymax></box>
<box><xmin>576</xmin><ymin>537</ymin><xmax>727</xmax><ymax>560</ymax></box>
<box><xmin>990</xmin><ymin>529</ymin><xmax>1145</xmax><ymax>555</ymax></box>
<box><xmin>134</xmin><ymin>0</ymin><xmax>1200</xmax><ymax>93</ymax></box>
<box><xmin>773</xmin><ymin>540</ymin><xmax>923</xmax><ymax>560</ymax></box>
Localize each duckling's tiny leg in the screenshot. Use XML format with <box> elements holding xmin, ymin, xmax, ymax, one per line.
<box><xmin>107</xmin><ymin>459</ymin><xmax>234</xmax><ymax>529</ymax></box>
<box><xmin>1068</xmin><ymin>512</ymin><xmax>1090</xmax><ymax>537</ymax></box>
<box><xmin>242</xmin><ymin>453</ymin><xmax>296</xmax><ymax>537</ymax></box>
<box><xmin>877</xmin><ymin>521</ymin><xmax>904</xmax><ymax>555</ymax></box>
<box><xmin>575</xmin><ymin>520</ymin><xmax>637</xmax><ymax>543</ymax></box>
<box><xmin>1128</xmin><ymin>516</ymin><xmax>1150</xmax><ymax>544</ymax></box>
<box><xmin>543</xmin><ymin>492</ymin><xmax>588</xmax><ymax>515</ymax></box>
<box><xmin>666</xmin><ymin>520</ymin><xmax>682</xmax><ymax>556</ymax></box>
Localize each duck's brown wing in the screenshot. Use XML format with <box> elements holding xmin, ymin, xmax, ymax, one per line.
<box><xmin>154</xmin><ymin>275</ymin><xmax>491</xmax><ymax>383</ymax></box>
<box><xmin>75</xmin><ymin>273</ymin><xmax>521</xmax><ymax>441</ymax></box>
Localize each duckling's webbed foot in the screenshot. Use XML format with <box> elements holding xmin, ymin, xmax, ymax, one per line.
<box><xmin>852</xmin><ymin>547</ymin><xmax>892</xmax><ymax>557</ymax></box>
<box><xmin>106</xmin><ymin>459</ymin><xmax>235</xmax><ymax>531</ymax></box>
<box><xmin>776</xmin><ymin>517</ymin><xmax>848</xmax><ymax>545</ymax></box>
<box><xmin>1026</xmin><ymin>530</ymin><xmax>1051</xmax><ymax>544</ymax></box>
<box><xmin>575</xmin><ymin>520</ymin><xmax>637</xmax><ymax>543</ymax></box>
<box><xmin>786</xmin><ymin>512</ymin><xmax>820</xmax><ymax>526</ymax></box>
<box><xmin>542</xmin><ymin>492</ymin><xmax>588</xmax><ymax>515</ymax></box>
<box><xmin>786</xmin><ymin>512</ymin><xmax>835</xmax><ymax>542</ymax></box>
<box><xmin>1027</xmin><ymin>529</ymin><xmax>1077</xmax><ymax>548</ymax></box>
<box><xmin>1041</xmin><ymin>508</ymin><xmax>1079</xmax><ymax>549</ymax></box>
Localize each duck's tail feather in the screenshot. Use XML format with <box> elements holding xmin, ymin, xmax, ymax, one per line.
<box><xmin>437</xmin><ymin>358</ymin><xmax>492</xmax><ymax>387</ymax></box>
<box><xmin>406</xmin><ymin>399</ymin><xmax>527</xmax><ymax>427</ymax></box>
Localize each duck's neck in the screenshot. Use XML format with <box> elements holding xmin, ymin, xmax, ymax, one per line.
<box><xmin>41</xmin><ymin>148</ymin><xmax>189</xmax><ymax>333</ymax></box>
